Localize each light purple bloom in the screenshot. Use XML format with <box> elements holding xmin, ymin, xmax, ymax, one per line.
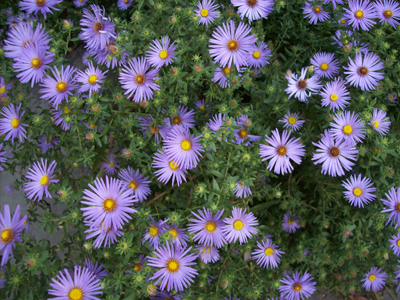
<box><xmin>332</xmin><ymin>29</ymin><xmax>370</xmax><ymax>52</ymax></box>
<box><xmin>252</xmin><ymin>240</ymin><xmax>285</xmax><ymax>269</ymax></box>
<box><xmin>0</xmin><ymin>103</ymin><xmax>28</xmax><ymax>143</ymax></box>
<box><xmin>246</xmin><ymin>42</ymin><xmax>271</xmax><ymax>68</ymax></box>
<box><xmin>231</xmin><ymin>0</ymin><xmax>274</xmax><ymax>23</ymax></box>
<box><xmin>387</xmin><ymin>94</ymin><xmax>398</xmax><ymax>103</ymax></box>
<box><xmin>282</xmin><ymin>212</ymin><xmax>301</xmax><ymax>233</ymax></box>
<box><xmin>222</xmin><ymin>207</ymin><xmax>258</xmax><ymax>244</ymax></box>
<box><xmin>51</xmin><ymin>106</ymin><xmax>73</xmax><ymax>131</ymax></box>
<box><xmin>138</xmin><ymin>115</ymin><xmax>170</xmax><ymax>144</ymax></box>
<box><xmin>118</xmin><ymin>167</ymin><xmax>151</xmax><ymax>202</ymax></box>
<box><xmin>381</xmin><ymin>187</ymin><xmax>400</xmax><ymax>227</ymax></box>
<box><xmin>196</xmin><ymin>245</ymin><xmax>220</xmax><ymax>264</ymax></box>
<box><xmin>24</xmin><ymin>159</ymin><xmax>58</xmax><ymax>202</ymax></box>
<box><xmin>342</xmin><ymin>174</ymin><xmax>376</xmax><ymax>208</ymax></box>
<box><xmin>195</xmin><ymin>0</ymin><xmax>220</xmax><ymax>27</ymax></box>
<box><xmin>102</xmin><ymin>154</ymin><xmax>119</xmax><ymax>175</ymax></box>
<box><xmin>278</xmin><ymin>112</ymin><xmax>305</xmax><ymax>132</ymax></box>
<box><xmin>320</xmin><ymin>79</ymin><xmax>351</xmax><ymax>111</ymax></box>
<box><xmin>142</xmin><ymin>217</ymin><xmax>168</xmax><ymax>248</ymax></box>
<box><xmin>117</xmin><ymin>0</ymin><xmax>133</xmax><ymax>10</ymax></box>
<box><xmin>211</xmin><ymin>66</ymin><xmax>238</xmax><ymax>88</ymax></box>
<box><xmin>153</xmin><ymin>291</ymin><xmax>182</xmax><ymax>300</ymax></box>
<box><xmin>234</xmin><ymin>127</ymin><xmax>261</xmax><ymax>146</ymax></box>
<box><xmin>0</xmin><ymin>77</ymin><xmax>13</xmax><ymax>98</ymax></box>
<box><xmin>374</xmin><ymin>0</ymin><xmax>400</xmax><ymax>28</ymax></box>
<box><xmin>76</xmin><ymin>62</ymin><xmax>107</xmax><ymax>98</ymax></box>
<box><xmin>370</xmin><ymin>108</ymin><xmax>391</xmax><ymax>136</ymax></box>
<box><xmin>279</xmin><ymin>271</ymin><xmax>317</xmax><ymax>300</ymax></box>
<box><xmin>84</xmin><ymin>259</ymin><xmax>109</xmax><ymax>280</ymax></box>
<box><xmin>311</xmin><ymin>52</ymin><xmax>339</xmax><ymax>79</ymax></box>
<box><xmin>38</xmin><ymin>135</ymin><xmax>59</xmax><ymax>153</ymax></box>
<box><xmin>146</xmin><ymin>36</ymin><xmax>177</xmax><ymax>69</ymax></box>
<box><xmin>260</xmin><ymin>129</ymin><xmax>306</xmax><ymax>175</ymax></box>
<box><xmin>19</xmin><ymin>0</ymin><xmax>61</xmax><ymax>19</ymax></box>
<box><xmin>152</xmin><ymin>150</ymin><xmax>188</xmax><ymax>187</ymax></box>
<box><xmin>93</xmin><ymin>38</ymin><xmax>130</xmax><ymax>69</ymax></box>
<box><xmin>360</xmin><ymin>267</ymin><xmax>387</xmax><ymax>292</ymax></box>
<box><xmin>389</xmin><ymin>232</ymin><xmax>400</xmax><ymax>256</ymax></box>
<box><xmin>74</xmin><ymin>0</ymin><xmax>88</xmax><ymax>7</ymax></box>
<box><xmin>330</xmin><ymin>111</ymin><xmax>366</xmax><ymax>146</ymax></box>
<box><xmin>169</xmin><ymin>106</ymin><xmax>195</xmax><ymax>129</ymax></box>
<box><xmin>323</xmin><ymin>0</ymin><xmax>344</xmax><ymax>9</ymax></box>
<box><xmin>0</xmin><ymin>144</ymin><xmax>6</xmax><ymax>172</ymax></box>
<box><xmin>84</xmin><ymin>220</ymin><xmax>123</xmax><ymax>248</ymax></box>
<box><xmin>167</xmin><ymin>223</ymin><xmax>189</xmax><ymax>248</ymax></box>
<box><xmin>344</xmin><ymin>0</ymin><xmax>377</xmax><ymax>31</ymax></box>
<box><xmin>208</xmin><ymin>113</ymin><xmax>227</xmax><ymax>137</ymax></box>
<box><xmin>285</xmin><ymin>67</ymin><xmax>323</xmax><ymax>102</ymax></box>
<box><xmin>233</xmin><ymin>182</ymin><xmax>252</xmax><ymax>198</ymax></box>
<box><xmin>303</xmin><ymin>2</ymin><xmax>330</xmax><ymax>25</ymax></box>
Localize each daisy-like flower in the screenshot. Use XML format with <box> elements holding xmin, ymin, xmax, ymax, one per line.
<box><xmin>138</xmin><ymin>115</ymin><xmax>170</xmax><ymax>144</ymax></box>
<box><xmin>24</xmin><ymin>159</ymin><xmax>58</xmax><ymax>201</ymax></box>
<box><xmin>361</xmin><ymin>267</ymin><xmax>387</xmax><ymax>292</ymax></box>
<box><xmin>303</xmin><ymin>2</ymin><xmax>330</xmax><ymax>25</ymax></box>
<box><xmin>13</xmin><ymin>43</ymin><xmax>54</xmax><ymax>87</ymax></box>
<box><xmin>279</xmin><ymin>271</ymin><xmax>317</xmax><ymax>300</ymax></box>
<box><xmin>375</xmin><ymin>0</ymin><xmax>400</xmax><ymax>28</ymax></box>
<box><xmin>323</xmin><ymin>0</ymin><xmax>344</xmax><ymax>9</ymax></box>
<box><xmin>84</xmin><ymin>221</ymin><xmax>124</xmax><ymax>248</ymax></box>
<box><xmin>152</xmin><ymin>150</ymin><xmax>188</xmax><ymax>186</ymax></box>
<box><xmin>278</xmin><ymin>112</ymin><xmax>305</xmax><ymax>132</ymax></box>
<box><xmin>0</xmin><ymin>144</ymin><xmax>6</xmax><ymax>171</ymax></box>
<box><xmin>231</xmin><ymin>0</ymin><xmax>274</xmax><ymax>23</ymax></box>
<box><xmin>76</xmin><ymin>62</ymin><xmax>107</xmax><ymax>98</ymax></box>
<box><xmin>19</xmin><ymin>0</ymin><xmax>61</xmax><ymax>19</ymax></box>
<box><xmin>381</xmin><ymin>187</ymin><xmax>400</xmax><ymax>227</ymax></box>
<box><xmin>118</xmin><ymin>167</ymin><xmax>151</xmax><ymax>202</ymax></box>
<box><xmin>188</xmin><ymin>208</ymin><xmax>226</xmax><ymax>248</ymax></box>
<box><xmin>370</xmin><ymin>108</ymin><xmax>391</xmax><ymax>136</ymax></box>
<box><xmin>389</xmin><ymin>232</ymin><xmax>400</xmax><ymax>256</ymax></box>
<box><xmin>312</xmin><ymin>130</ymin><xmax>358</xmax><ymax>177</ymax></box>
<box><xmin>233</xmin><ymin>182</ymin><xmax>252</xmax><ymax>198</ymax></box>
<box><xmin>81</xmin><ymin>176</ymin><xmax>137</xmax><ymax>232</ymax></box>
<box><xmin>211</xmin><ymin>66</ymin><xmax>239</xmax><ymax>88</ymax></box>
<box><xmin>387</xmin><ymin>94</ymin><xmax>398</xmax><ymax>103</ymax></box>
<box><xmin>209</xmin><ymin>20</ymin><xmax>257</xmax><ymax>71</ymax></box>
<box><xmin>167</xmin><ymin>223</ymin><xmax>189</xmax><ymax>248</ymax></box>
<box><xmin>0</xmin><ymin>77</ymin><xmax>13</xmax><ymax>98</ymax></box>
<box><xmin>51</xmin><ymin>106</ymin><xmax>73</xmax><ymax>131</ymax></box>
<box><xmin>342</xmin><ymin>174</ymin><xmax>376</xmax><ymax>208</ymax></box>
<box><xmin>260</xmin><ymin>129</ymin><xmax>306</xmax><ymax>175</ymax></box>
<box><xmin>195</xmin><ymin>0</ymin><xmax>220</xmax><ymax>27</ymax></box>
<box><xmin>119</xmin><ymin>56</ymin><xmax>160</xmax><ymax>103</ymax></box>
<box><xmin>330</xmin><ymin>111</ymin><xmax>366</xmax><ymax>146</ymax></box>
<box><xmin>234</xmin><ymin>127</ymin><xmax>261</xmax><ymax>146</ymax></box>
<box><xmin>93</xmin><ymin>38</ymin><xmax>130</xmax><ymax>69</ymax></box>
<box><xmin>344</xmin><ymin>0</ymin><xmax>377</xmax><ymax>31</ymax></box>
<box><xmin>142</xmin><ymin>217</ymin><xmax>168</xmax><ymax>248</ymax></box>
<box><xmin>0</xmin><ymin>103</ymin><xmax>28</xmax><ymax>143</ymax></box>
<box><xmin>194</xmin><ymin>99</ymin><xmax>208</xmax><ymax>111</ymax></box>
<box><xmin>222</xmin><ymin>207</ymin><xmax>258</xmax><ymax>244</ymax></box>
<box><xmin>163</xmin><ymin>126</ymin><xmax>204</xmax><ymax>169</ymax></box>
<box><xmin>38</xmin><ymin>135</ymin><xmax>59</xmax><ymax>153</ymax></box>
<box><xmin>48</xmin><ymin>265</ymin><xmax>103</xmax><ymax>300</ymax></box>
<box><xmin>196</xmin><ymin>245</ymin><xmax>220</xmax><ymax>264</ymax></box>
<box><xmin>80</xmin><ymin>4</ymin><xmax>116</xmax><ymax>51</ymax></box>
<box><xmin>117</xmin><ymin>0</ymin><xmax>133</xmax><ymax>10</ymax></box>
<box><xmin>102</xmin><ymin>154</ymin><xmax>119</xmax><ymax>176</ymax></box>
<box><xmin>169</xmin><ymin>106</ymin><xmax>195</xmax><ymax>129</ymax></box>
<box><xmin>208</xmin><ymin>113</ymin><xmax>227</xmax><ymax>136</ymax></box>
<box><xmin>0</xmin><ymin>204</ymin><xmax>27</xmax><ymax>266</ymax></box>
<box><xmin>320</xmin><ymin>79</ymin><xmax>351</xmax><ymax>111</ymax></box>
<box><xmin>146</xmin><ymin>36</ymin><xmax>177</xmax><ymax>69</ymax></box>
<box><xmin>252</xmin><ymin>240</ymin><xmax>285</xmax><ymax>269</ymax></box>
<box><xmin>285</xmin><ymin>67</ymin><xmax>323</xmax><ymax>102</ymax></box>
<box><xmin>73</xmin><ymin>0</ymin><xmax>88</xmax><ymax>7</ymax></box>
<box><xmin>247</xmin><ymin>42</ymin><xmax>271</xmax><ymax>68</ymax></box>
<box><xmin>310</xmin><ymin>52</ymin><xmax>340</xmax><ymax>79</ymax></box>
<box><xmin>84</xmin><ymin>259</ymin><xmax>109</xmax><ymax>280</ymax></box>
<box><xmin>147</xmin><ymin>241</ymin><xmax>198</xmax><ymax>291</ymax></box>
<box><xmin>344</xmin><ymin>52</ymin><xmax>384</xmax><ymax>92</ymax></box>
<box><xmin>133</xmin><ymin>254</ymin><xmax>147</xmax><ymax>271</ymax></box>
<box><xmin>282</xmin><ymin>212</ymin><xmax>301</xmax><ymax>233</ymax></box>
<box><xmin>40</xmin><ymin>65</ymin><xmax>78</xmax><ymax>108</ymax></box>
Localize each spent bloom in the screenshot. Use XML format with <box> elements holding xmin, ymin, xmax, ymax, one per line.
<box><xmin>19</xmin><ymin>0</ymin><xmax>61</xmax><ymax>19</ymax></box>
<box><xmin>370</xmin><ymin>108</ymin><xmax>391</xmax><ymax>136</ymax></box>
<box><xmin>374</xmin><ymin>0</ymin><xmax>400</xmax><ymax>28</ymax></box>
<box><xmin>118</xmin><ymin>167</ymin><xmax>151</xmax><ymax>202</ymax></box>
<box><xmin>146</xmin><ymin>36</ymin><xmax>177</xmax><ymax>69</ymax></box>
<box><xmin>381</xmin><ymin>187</ymin><xmax>400</xmax><ymax>227</ymax></box>
<box><xmin>310</xmin><ymin>52</ymin><xmax>340</xmax><ymax>79</ymax></box>
<box><xmin>320</xmin><ymin>79</ymin><xmax>351</xmax><ymax>111</ymax></box>
<box><xmin>0</xmin><ymin>103</ymin><xmax>28</xmax><ymax>143</ymax></box>
<box><xmin>195</xmin><ymin>0</ymin><xmax>220</xmax><ymax>27</ymax></box>
<box><xmin>222</xmin><ymin>207</ymin><xmax>258</xmax><ymax>244</ymax></box>
<box><xmin>252</xmin><ymin>240</ymin><xmax>285</xmax><ymax>269</ymax></box>
<box><xmin>342</xmin><ymin>174</ymin><xmax>376</xmax><ymax>208</ymax></box>
<box><xmin>76</xmin><ymin>62</ymin><xmax>108</xmax><ymax>98</ymax></box>
<box><xmin>231</xmin><ymin>0</ymin><xmax>274</xmax><ymax>23</ymax></box>
<box><xmin>282</xmin><ymin>212</ymin><xmax>301</xmax><ymax>234</ymax></box>
<box><xmin>24</xmin><ymin>159</ymin><xmax>58</xmax><ymax>202</ymax></box>
<box><xmin>279</xmin><ymin>271</ymin><xmax>317</xmax><ymax>300</ymax></box>
<box><xmin>360</xmin><ymin>267</ymin><xmax>387</xmax><ymax>292</ymax></box>
<box><xmin>344</xmin><ymin>0</ymin><xmax>377</xmax><ymax>31</ymax></box>
<box><xmin>303</xmin><ymin>3</ymin><xmax>330</xmax><ymax>25</ymax></box>
<box><xmin>285</xmin><ymin>67</ymin><xmax>322</xmax><ymax>102</ymax></box>
<box><xmin>278</xmin><ymin>112</ymin><xmax>305</xmax><ymax>132</ymax></box>
<box><xmin>330</xmin><ymin>111</ymin><xmax>366</xmax><ymax>146</ymax></box>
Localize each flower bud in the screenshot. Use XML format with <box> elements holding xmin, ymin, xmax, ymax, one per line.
<box><xmin>147</xmin><ymin>284</ymin><xmax>157</xmax><ymax>297</ymax></box>
<box><xmin>83</xmin><ymin>243</ymin><xmax>92</xmax><ymax>250</ymax></box>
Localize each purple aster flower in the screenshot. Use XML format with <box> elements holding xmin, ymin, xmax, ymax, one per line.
<box><xmin>236</xmin><ymin>114</ymin><xmax>253</xmax><ymax>127</ymax></box>
<box><xmin>102</xmin><ymin>154</ymin><xmax>119</xmax><ymax>175</ymax></box>
<box><xmin>24</xmin><ymin>159</ymin><xmax>58</xmax><ymax>202</ymax></box>
<box><xmin>138</xmin><ymin>115</ymin><xmax>170</xmax><ymax>144</ymax></box>
<box><xmin>344</xmin><ymin>0</ymin><xmax>377</xmax><ymax>31</ymax></box>
<box><xmin>278</xmin><ymin>112</ymin><xmax>305</xmax><ymax>132</ymax></box>
<box><xmin>48</xmin><ymin>265</ymin><xmax>103</xmax><ymax>300</ymax></box>
<box><xmin>211</xmin><ymin>66</ymin><xmax>237</xmax><ymax>88</ymax></box>
<box><xmin>208</xmin><ymin>113</ymin><xmax>227</xmax><ymax>137</ymax></box>
<box><xmin>285</xmin><ymin>67</ymin><xmax>323</xmax><ymax>102</ymax></box>
<box><xmin>188</xmin><ymin>208</ymin><xmax>226</xmax><ymax>248</ymax></box>
<box><xmin>142</xmin><ymin>217</ymin><xmax>168</xmax><ymax>248</ymax></box>
<box><xmin>389</xmin><ymin>232</ymin><xmax>400</xmax><ymax>256</ymax></box>
<box><xmin>163</xmin><ymin>126</ymin><xmax>204</xmax><ymax>169</ymax></box>
<box><xmin>118</xmin><ymin>167</ymin><xmax>151</xmax><ymax>202</ymax></box>
<box><xmin>169</xmin><ymin>106</ymin><xmax>195</xmax><ymax>129</ymax></box>
<box><xmin>38</xmin><ymin>135</ymin><xmax>59</xmax><ymax>153</ymax></box>
<box><xmin>0</xmin><ymin>204</ymin><xmax>27</xmax><ymax>266</ymax></box>
<box><xmin>146</xmin><ymin>36</ymin><xmax>177</xmax><ymax>69</ymax></box>
<box><xmin>74</xmin><ymin>0</ymin><xmax>88</xmax><ymax>7</ymax></box>
<box><xmin>381</xmin><ymin>187</ymin><xmax>400</xmax><ymax>227</ymax></box>
<box><xmin>117</xmin><ymin>0</ymin><xmax>133</xmax><ymax>10</ymax></box>
<box><xmin>332</xmin><ymin>29</ymin><xmax>370</xmax><ymax>52</ymax></box>
<box><xmin>81</xmin><ymin>176</ymin><xmax>137</xmax><ymax>232</ymax></box>
<box><xmin>222</xmin><ymin>207</ymin><xmax>258</xmax><ymax>244</ymax></box>
<box><xmin>320</xmin><ymin>79</ymin><xmax>350</xmax><ymax>111</ymax></box>
<box><xmin>375</xmin><ymin>0</ymin><xmax>400</xmax><ymax>28</ymax></box>
<box><xmin>233</xmin><ymin>182</ymin><xmax>252</xmax><ymax>198</ymax></box>
<box><xmin>312</xmin><ymin>130</ymin><xmax>358</xmax><ymax>177</ymax></box>
<box><xmin>51</xmin><ymin>105</ymin><xmax>73</xmax><ymax>131</ymax></box>
<box><xmin>195</xmin><ymin>0</ymin><xmax>220</xmax><ymax>27</ymax></box>
<box><xmin>387</xmin><ymin>94</ymin><xmax>398</xmax><ymax>103</ymax></box>
<box><xmin>303</xmin><ymin>2</ymin><xmax>330</xmax><ymax>25</ymax></box>
<box><xmin>342</xmin><ymin>174</ymin><xmax>376</xmax><ymax>208</ymax></box>
<box><xmin>361</xmin><ymin>267</ymin><xmax>387</xmax><ymax>292</ymax></box>
<box><xmin>0</xmin><ymin>144</ymin><xmax>6</xmax><ymax>171</ymax></box>
<box><xmin>153</xmin><ymin>291</ymin><xmax>182</xmax><ymax>300</ymax></box>
<box><xmin>17</xmin><ymin>13</ymin><xmax>35</xmax><ymax>26</ymax></box>
<box><xmin>167</xmin><ymin>223</ymin><xmax>189</xmax><ymax>248</ymax></box>
<box><xmin>323</xmin><ymin>0</ymin><xmax>344</xmax><ymax>9</ymax></box>
<box><xmin>194</xmin><ymin>99</ymin><xmax>207</xmax><ymax>110</ymax></box>
<box><xmin>19</xmin><ymin>0</ymin><xmax>61</xmax><ymax>19</ymax></box>
<box><xmin>344</xmin><ymin>52</ymin><xmax>384</xmax><ymax>92</ymax></box>
<box><xmin>0</xmin><ymin>103</ymin><xmax>28</xmax><ymax>143</ymax></box>
<box><xmin>370</xmin><ymin>108</ymin><xmax>391</xmax><ymax>136</ymax></box>
<box><xmin>133</xmin><ymin>254</ymin><xmax>147</xmax><ymax>271</ymax></box>
<box><xmin>147</xmin><ymin>241</ymin><xmax>198</xmax><ymax>291</ymax></box>
<box><xmin>40</xmin><ymin>65</ymin><xmax>78</xmax><ymax>108</ymax></box>
<box><xmin>84</xmin><ymin>221</ymin><xmax>123</xmax><ymax>248</ymax></box>
<box><xmin>234</xmin><ymin>127</ymin><xmax>261</xmax><ymax>146</ymax></box>
<box><xmin>7</xmin><ymin>15</ymin><xmax>18</xmax><ymax>29</ymax></box>
<box><xmin>0</xmin><ymin>77</ymin><xmax>13</xmax><ymax>98</ymax></box>
<box><xmin>76</xmin><ymin>62</ymin><xmax>107</xmax><ymax>98</ymax></box>
<box><xmin>119</xmin><ymin>56</ymin><xmax>160</xmax><ymax>103</ymax></box>
<box><xmin>231</xmin><ymin>0</ymin><xmax>274</xmax><ymax>23</ymax></box>
<box><xmin>330</xmin><ymin>111</ymin><xmax>366</xmax><ymax>146</ymax></box>
<box><xmin>246</xmin><ymin>42</ymin><xmax>271</xmax><ymax>68</ymax></box>
<box><xmin>13</xmin><ymin>43</ymin><xmax>54</xmax><ymax>87</ymax></box>
<box><xmin>282</xmin><ymin>212</ymin><xmax>301</xmax><ymax>233</ymax></box>
<box><xmin>260</xmin><ymin>129</ymin><xmax>306</xmax><ymax>175</ymax></box>
<box><xmin>209</xmin><ymin>20</ymin><xmax>257</xmax><ymax>71</ymax></box>
<box><xmin>80</xmin><ymin>4</ymin><xmax>116</xmax><ymax>51</ymax></box>
<box><xmin>252</xmin><ymin>240</ymin><xmax>284</xmax><ymax>269</ymax></box>
<box><xmin>311</xmin><ymin>52</ymin><xmax>340</xmax><ymax>79</ymax></box>
<box><xmin>279</xmin><ymin>271</ymin><xmax>317</xmax><ymax>300</ymax></box>
<box><xmin>152</xmin><ymin>150</ymin><xmax>188</xmax><ymax>187</ymax></box>
<box><xmin>196</xmin><ymin>245</ymin><xmax>220</xmax><ymax>264</ymax></box>
<box><xmin>84</xmin><ymin>259</ymin><xmax>109</xmax><ymax>280</ymax></box>
<box><xmin>93</xmin><ymin>38</ymin><xmax>130</xmax><ymax>69</ymax></box>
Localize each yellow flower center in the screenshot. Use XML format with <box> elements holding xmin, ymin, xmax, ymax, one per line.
<box><xmin>0</xmin><ymin>228</ymin><xmax>14</xmax><ymax>243</ymax></box>
<box><xmin>159</xmin><ymin>50</ymin><xmax>168</xmax><ymax>60</ymax></box>
<box><xmin>36</xmin><ymin>0</ymin><xmax>46</xmax><ymax>6</ymax></box>
<box><xmin>372</xmin><ymin>120</ymin><xmax>379</xmax><ymax>128</ymax></box>
<box><xmin>277</xmin><ymin>145</ymin><xmax>287</xmax><ymax>156</ymax></box>
<box><xmin>134</xmin><ymin>263</ymin><xmax>142</xmax><ymax>271</ymax></box>
<box><xmin>149</xmin><ymin>226</ymin><xmax>158</xmax><ymax>237</ymax></box>
<box><xmin>264</xmin><ymin>247</ymin><xmax>274</xmax><ymax>256</ymax></box>
<box><xmin>102</xmin><ymin>198</ymin><xmax>117</xmax><ymax>212</ymax></box>
<box><xmin>88</xmin><ymin>75</ymin><xmax>98</xmax><ymax>85</ymax></box>
<box><xmin>90</xmin><ymin>123</ymin><xmax>95</xmax><ymax>129</ymax></box>
<box><xmin>11</xmin><ymin>118</ymin><xmax>20</xmax><ymax>128</ymax></box>
<box><xmin>109</xmin><ymin>162</ymin><xmax>114</xmax><ymax>167</ymax></box>
<box><xmin>31</xmin><ymin>57</ymin><xmax>42</xmax><ymax>69</ymax></box>
<box><xmin>233</xmin><ymin>220</ymin><xmax>244</xmax><ymax>230</ymax></box>
<box><xmin>384</xmin><ymin>10</ymin><xmax>393</xmax><ymax>18</ymax></box>
<box><xmin>135</xmin><ymin>74</ymin><xmax>145</xmax><ymax>85</ymax></box>
<box><xmin>343</xmin><ymin>125</ymin><xmax>353</xmax><ymax>135</ymax></box>
<box><xmin>353</xmin><ymin>188</ymin><xmax>362</xmax><ymax>197</ymax></box>
<box><xmin>330</xmin><ymin>94</ymin><xmax>338</xmax><ymax>101</ymax></box>
<box><xmin>40</xmin><ymin>175</ymin><xmax>49</xmax><ymax>186</ymax></box>
<box><xmin>293</xmin><ymin>283</ymin><xmax>302</xmax><ymax>292</ymax></box>
<box><xmin>288</xmin><ymin>219</ymin><xmax>293</xmax><ymax>225</ymax></box>
<box><xmin>56</xmin><ymin>81</ymin><xmax>67</xmax><ymax>93</ymax></box>
<box><xmin>320</xmin><ymin>63</ymin><xmax>329</xmax><ymax>71</ymax></box>
<box><xmin>0</xmin><ymin>87</ymin><xmax>5</xmax><ymax>94</ymax></box>
<box><xmin>63</xmin><ymin>106</ymin><xmax>71</xmax><ymax>114</ymax></box>
<box><xmin>172</xmin><ymin>116</ymin><xmax>182</xmax><ymax>125</ymax></box>
<box><xmin>314</xmin><ymin>6</ymin><xmax>321</xmax><ymax>13</ymax></box>
<box><xmin>68</xmin><ymin>287</ymin><xmax>83</xmax><ymax>300</ymax></box>
<box><xmin>181</xmin><ymin>139</ymin><xmax>192</xmax><ymax>151</ymax></box>
<box><xmin>205</xmin><ymin>221</ymin><xmax>217</xmax><ymax>233</ymax></box>
<box><xmin>238</xmin><ymin>129</ymin><xmax>248</xmax><ymax>139</ymax></box>
<box><xmin>169</xmin><ymin>229</ymin><xmax>178</xmax><ymax>239</ymax></box>
<box><xmin>200</xmin><ymin>9</ymin><xmax>209</xmax><ymax>17</ymax></box>
<box><xmin>397</xmin><ymin>240</ymin><xmax>400</xmax><ymax>247</ymax></box>
<box><xmin>199</xmin><ymin>105</ymin><xmax>205</xmax><ymax>110</ymax></box>
<box><xmin>169</xmin><ymin>161</ymin><xmax>179</xmax><ymax>170</ymax></box>
<box><xmin>166</xmin><ymin>259</ymin><xmax>180</xmax><ymax>273</ymax></box>
<box><xmin>253</xmin><ymin>51</ymin><xmax>261</xmax><ymax>59</ymax></box>
<box><xmin>222</xmin><ymin>67</ymin><xmax>232</xmax><ymax>75</ymax></box>
<box><xmin>340</xmin><ymin>19</ymin><xmax>346</xmax><ymax>24</ymax></box>
<box><xmin>355</xmin><ymin>10</ymin><xmax>364</xmax><ymax>19</ymax></box>
<box><xmin>202</xmin><ymin>246</ymin><xmax>211</xmax><ymax>253</ymax></box>
<box><xmin>227</xmin><ymin>40</ymin><xmax>239</xmax><ymax>51</ymax></box>
<box><xmin>369</xmin><ymin>274</ymin><xmax>376</xmax><ymax>281</ymax></box>
<box><xmin>288</xmin><ymin>117</ymin><xmax>296</xmax><ymax>125</ymax></box>
<box><xmin>149</xmin><ymin>125</ymin><xmax>159</xmax><ymax>134</ymax></box>
<box><xmin>23</xmin><ymin>220</ymin><xmax>27</xmax><ymax>226</ymax></box>
<box><xmin>129</xmin><ymin>180</ymin><xmax>138</xmax><ymax>190</ymax></box>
